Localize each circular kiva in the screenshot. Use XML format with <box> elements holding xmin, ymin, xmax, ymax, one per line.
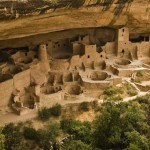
<box><xmin>89</xmin><ymin>71</ymin><xmax>108</xmax><ymax>81</ymax></box>
<box><xmin>115</xmin><ymin>58</ymin><xmax>131</xmax><ymax>66</ymax></box>
<box><xmin>66</xmin><ymin>85</ymin><xmax>82</xmax><ymax>95</ymax></box>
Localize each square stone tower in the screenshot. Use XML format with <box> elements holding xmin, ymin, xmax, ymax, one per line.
<box><xmin>116</xmin><ymin>27</ymin><xmax>130</xmax><ymax>57</ymax></box>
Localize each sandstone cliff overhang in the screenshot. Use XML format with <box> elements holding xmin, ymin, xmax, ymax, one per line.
<box><xmin>0</xmin><ymin>0</ymin><xmax>149</xmax><ymax>41</ymax></box>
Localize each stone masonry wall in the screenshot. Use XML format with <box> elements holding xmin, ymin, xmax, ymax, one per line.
<box><xmin>0</xmin><ymin>79</ymin><xmax>13</xmax><ymax>107</ymax></box>
<box><xmin>13</xmin><ymin>69</ymin><xmax>31</xmax><ymax>91</ymax></box>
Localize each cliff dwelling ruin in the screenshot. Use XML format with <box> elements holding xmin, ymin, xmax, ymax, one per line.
<box><xmin>0</xmin><ymin>27</ymin><xmax>149</xmax><ymax>116</ymax></box>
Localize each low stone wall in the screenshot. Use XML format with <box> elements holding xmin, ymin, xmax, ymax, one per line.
<box><xmin>81</xmin><ymin>80</ymin><xmax>110</xmax><ymax>89</ymax></box>
<box><xmin>64</xmin><ymin>93</ymin><xmax>84</xmax><ymax>101</ymax></box>
<box><xmin>110</xmin><ymin>65</ymin><xmax>119</xmax><ymax>75</ymax></box>
<box><xmin>118</xmin><ymin>69</ymin><xmax>134</xmax><ymax>77</ymax></box>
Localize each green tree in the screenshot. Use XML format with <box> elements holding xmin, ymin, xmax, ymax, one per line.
<box><xmin>104</xmin><ymin>94</ymin><xmax>123</xmax><ymax>102</ymax></box>
<box><xmin>61</xmin><ymin>119</ymin><xmax>92</xmax><ymax>143</ymax></box>
<box><xmin>36</xmin><ymin>123</ymin><xmax>61</xmax><ymax>150</ymax></box>
<box><xmin>46</xmin><ymin>123</ymin><xmax>60</xmax><ymax>143</ymax></box>
<box><xmin>124</xmin><ymin>131</ymin><xmax>150</xmax><ymax>150</ymax></box>
<box><xmin>93</xmin><ymin>97</ymin><xmax>149</xmax><ymax>149</ymax></box>
<box><xmin>36</xmin><ymin>129</ymin><xmax>51</xmax><ymax>150</ymax></box>
<box><xmin>23</xmin><ymin>127</ymin><xmax>37</xmax><ymax>140</ymax></box>
<box><xmin>2</xmin><ymin>123</ymin><xmax>24</xmax><ymax>150</ymax></box>
<box><xmin>50</xmin><ymin>103</ymin><xmax>62</xmax><ymax>117</ymax></box>
<box><xmin>38</xmin><ymin>107</ymin><xmax>51</xmax><ymax>120</ymax></box>
<box><xmin>0</xmin><ymin>127</ymin><xmax>5</xmax><ymax>150</ymax></box>
<box><xmin>135</xmin><ymin>94</ymin><xmax>150</xmax><ymax>123</ymax></box>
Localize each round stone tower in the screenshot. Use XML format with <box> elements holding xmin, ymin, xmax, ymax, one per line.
<box><xmin>38</xmin><ymin>44</ymin><xmax>50</xmax><ymax>73</ymax></box>
<box><xmin>38</xmin><ymin>44</ymin><xmax>47</xmax><ymax>61</ymax></box>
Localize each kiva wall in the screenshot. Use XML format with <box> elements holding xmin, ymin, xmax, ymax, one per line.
<box><xmin>118</xmin><ymin>69</ymin><xmax>134</xmax><ymax>77</ymax></box>
<box><xmin>81</xmin><ymin>80</ymin><xmax>110</xmax><ymax>89</ymax></box>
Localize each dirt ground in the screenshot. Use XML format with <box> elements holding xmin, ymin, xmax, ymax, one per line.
<box><xmin>75</xmin><ymin>110</ymin><xmax>97</xmax><ymax>122</ymax></box>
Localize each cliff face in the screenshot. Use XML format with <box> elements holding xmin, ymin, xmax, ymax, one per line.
<box><xmin>0</xmin><ymin>0</ymin><xmax>149</xmax><ymax>41</ymax></box>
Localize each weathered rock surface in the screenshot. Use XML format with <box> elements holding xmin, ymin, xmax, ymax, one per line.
<box><xmin>0</xmin><ymin>0</ymin><xmax>149</xmax><ymax>47</ymax></box>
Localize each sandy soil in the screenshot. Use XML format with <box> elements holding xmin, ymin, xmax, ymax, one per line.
<box><xmin>75</xmin><ymin>110</ymin><xmax>97</xmax><ymax>122</ymax></box>
<box><xmin>0</xmin><ymin>110</ymin><xmax>37</xmax><ymax>125</ymax></box>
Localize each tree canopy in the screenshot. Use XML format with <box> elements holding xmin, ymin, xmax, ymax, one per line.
<box><xmin>93</xmin><ymin>96</ymin><xmax>150</xmax><ymax>149</ymax></box>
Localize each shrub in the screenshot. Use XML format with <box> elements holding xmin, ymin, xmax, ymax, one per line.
<box><xmin>60</xmin><ymin>119</ymin><xmax>81</xmax><ymax>134</ymax></box>
<box><xmin>38</xmin><ymin>104</ymin><xmax>62</xmax><ymax>120</ymax></box>
<box><xmin>2</xmin><ymin>123</ymin><xmax>24</xmax><ymax>150</ymax></box>
<box><xmin>135</xmin><ymin>94</ymin><xmax>150</xmax><ymax>103</ymax></box>
<box><xmin>128</xmin><ymin>89</ymin><xmax>138</xmax><ymax>96</ymax></box>
<box><xmin>80</xmin><ymin>102</ymin><xmax>90</xmax><ymax>112</ymax></box>
<box><xmin>134</xmin><ymin>78</ymin><xmax>141</xmax><ymax>83</ymax></box>
<box><xmin>36</xmin><ymin>123</ymin><xmax>61</xmax><ymax>148</ymax></box>
<box><xmin>23</xmin><ymin>127</ymin><xmax>37</xmax><ymax>140</ymax></box>
<box><xmin>126</xmin><ymin>83</ymin><xmax>137</xmax><ymax>96</ymax></box>
<box><xmin>38</xmin><ymin>107</ymin><xmax>51</xmax><ymax>120</ymax></box>
<box><xmin>46</xmin><ymin>123</ymin><xmax>61</xmax><ymax>142</ymax></box>
<box><xmin>50</xmin><ymin>103</ymin><xmax>62</xmax><ymax>117</ymax></box>
<box><xmin>36</xmin><ymin>129</ymin><xmax>50</xmax><ymax>149</ymax></box>
<box><xmin>104</xmin><ymin>94</ymin><xmax>123</xmax><ymax>102</ymax></box>
<box><xmin>136</xmin><ymin>70</ymin><xmax>143</xmax><ymax>77</ymax></box>
<box><xmin>91</xmin><ymin>100</ymin><xmax>99</xmax><ymax>110</ymax></box>
<box><xmin>104</xmin><ymin>86</ymin><xmax>123</xmax><ymax>96</ymax></box>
